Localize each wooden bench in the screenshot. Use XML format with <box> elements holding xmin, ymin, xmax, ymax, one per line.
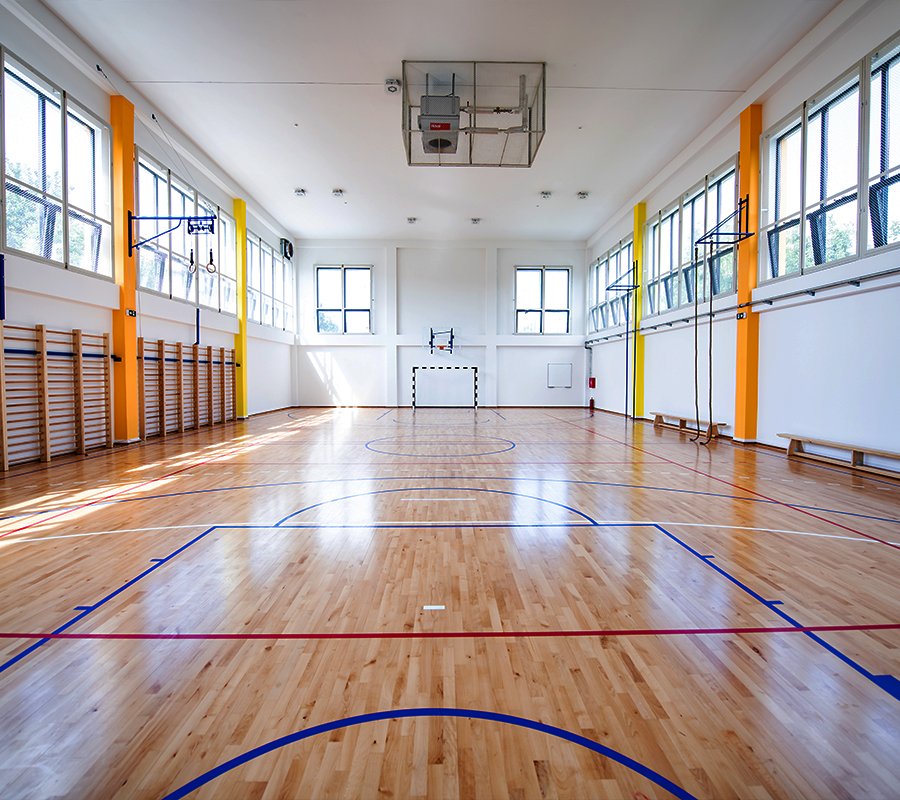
<box><xmin>651</xmin><ymin>411</ymin><xmax>726</xmax><ymax>439</ymax></box>
<box><xmin>777</xmin><ymin>434</ymin><xmax>900</xmax><ymax>480</ymax></box>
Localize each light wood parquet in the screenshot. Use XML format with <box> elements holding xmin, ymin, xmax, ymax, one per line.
<box><xmin>0</xmin><ymin>407</ymin><xmax>897</xmax><ymax>799</ymax></box>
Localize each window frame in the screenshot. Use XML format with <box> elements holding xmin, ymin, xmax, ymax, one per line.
<box><xmin>246</xmin><ymin>231</ymin><xmax>294</xmax><ymax>331</ymax></box>
<box><xmin>1</xmin><ymin>47</ymin><xmax>113</xmax><ymax>280</ymax></box>
<box><xmin>135</xmin><ymin>148</ymin><xmax>235</xmax><ymax>315</ymax></box>
<box><xmin>315</xmin><ymin>264</ymin><xmax>373</xmax><ymax>334</ymax></box>
<box><xmin>643</xmin><ymin>157</ymin><xmax>738</xmax><ymax>319</ymax></box>
<box><xmin>589</xmin><ymin>238</ymin><xmax>633</xmax><ymax>332</ymax></box>
<box><xmin>514</xmin><ymin>265</ymin><xmax>571</xmax><ymax>335</ymax></box>
<box><xmin>760</xmin><ymin>33</ymin><xmax>900</xmax><ymax>284</ymax></box>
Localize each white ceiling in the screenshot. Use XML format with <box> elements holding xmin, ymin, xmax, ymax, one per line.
<box><xmin>42</xmin><ymin>0</ymin><xmax>841</xmax><ymax>242</ymax></box>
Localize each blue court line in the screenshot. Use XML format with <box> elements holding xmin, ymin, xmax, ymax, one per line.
<box><xmin>489</xmin><ymin>408</ymin><xmax>508</xmax><ymax>420</ymax></box>
<box><xmin>3</xmin><ymin>476</ymin><xmax>899</xmax><ymax>528</ymax></box>
<box><xmin>375</xmin><ymin>409</ymin><xmax>393</xmax><ymax>420</ymax></box>
<box><xmin>0</xmin><ymin>526</ymin><xmax>219</xmax><ymax>677</ymax></box>
<box><xmin>653</xmin><ymin>524</ymin><xmax>900</xmax><ymax>702</ymax></box>
<box><xmin>275</xmin><ymin>486</ymin><xmax>599</xmax><ymax>526</ymax></box>
<box><xmin>161</xmin><ymin>707</ymin><xmax>696</xmax><ymax>800</ymax></box>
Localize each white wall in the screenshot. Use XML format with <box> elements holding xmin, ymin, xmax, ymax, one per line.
<box><xmin>757</xmin><ymin>280</ymin><xmax>900</xmax><ymax>450</ymax></box>
<box><xmin>296</xmin><ymin>240</ymin><xmax>587</xmax><ymax>407</ymax></box>
<box><xmin>643</xmin><ymin>318</ymin><xmax>737</xmax><ymax>430</ymax></box>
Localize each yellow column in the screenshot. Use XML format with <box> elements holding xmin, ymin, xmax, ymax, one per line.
<box><xmin>110</xmin><ymin>95</ymin><xmax>140</xmax><ymax>442</ymax></box>
<box><xmin>233</xmin><ymin>198</ymin><xmax>249</xmax><ymax>418</ymax></box>
<box><xmin>734</xmin><ymin>105</ymin><xmax>762</xmax><ymax>442</ymax></box>
<box><xmin>631</xmin><ymin>202</ymin><xmax>646</xmax><ymax>418</ymax></box>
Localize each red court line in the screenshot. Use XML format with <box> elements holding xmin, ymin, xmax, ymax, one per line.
<box><xmin>0</xmin><ymin>443</ymin><xmax>250</xmax><ymax>541</ymax></box>
<box><xmin>1</xmin><ymin>622</ymin><xmax>897</xmax><ymax>642</ymax></box>
<box><xmin>551</xmin><ymin>414</ymin><xmax>900</xmax><ymax>551</ymax></box>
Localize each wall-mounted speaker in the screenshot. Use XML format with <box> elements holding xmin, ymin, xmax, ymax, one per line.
<box><xmin>280</xmin><ymin>238</ymin><xmax>294</xmax><ymax>260</ymax></box>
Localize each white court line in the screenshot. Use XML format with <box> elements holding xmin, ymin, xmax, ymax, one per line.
<box><xmin>652</xmin><ymin>521</ymin><xmax>879</xmax><ymax>542</ymax></box>
<box><xmin>9</xmin><ymin>520</ymin><xmax>892</xmax><ymax>545</ymax></box>
<box><xmin>12</xmin><ymin>524</ymin><xmax>225</xmax><ymax>543</ymax></box>
<box><xmin>402</xmin><ymin>498</ymin><xmax>477</xmax><ymax>502</ymax></box>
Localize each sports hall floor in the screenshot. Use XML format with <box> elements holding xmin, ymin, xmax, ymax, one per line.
<box><xmin>0</xmin><ymin>407</ymin><xmax>897</xmax><ymax>799</ymax></box>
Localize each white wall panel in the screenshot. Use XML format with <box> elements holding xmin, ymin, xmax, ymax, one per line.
<box><xmin>757</xmin><ymin>284</ymin><xmax>900</xmax><ymax>450</ymax></box>
<box><xmin>298</xmin><ymin>345</ymin><xmax>387</xmax><ymax>407</ymax></box>
<box><xmin>497</xmin><ymin>345</ymin><xmax>585</xmax><ymax>406</ymax></box>
<box><xmin>397</xmin><ymin>248</ymin><xmax>485</xmax><ymax>336</ymax></box>
<box><xmin>644</xmin><ymin>318</ymin><xmax>737</xmax><ymax>430</ymax></box>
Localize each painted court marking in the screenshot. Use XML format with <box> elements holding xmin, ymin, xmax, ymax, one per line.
<box><xmin>1</xmin><ymin>622</ymin><xmax>897</xmax><ymax>642</ymax></box>
<box><xmin>6</xmin><ymin>519</ymin><xmax>890</xmax><ymax>546</ymax></box>
<box><xmin>162</xmin><ymin>708</ymin><xmax>697</xmax><ymax>800</ymax></box>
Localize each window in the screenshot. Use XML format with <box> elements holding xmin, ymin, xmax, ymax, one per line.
<box><xmin>247</xmin><ymin>232</ymin><xmax>295</xmax><ymax>330</ymax></box>
<box><xmin>647</xmin><ymin>206</ymin><xmax>678</xmax><ymax>313</ymax></box>
<box><xmin>589</xmin><ymin>239</ymin><xmax>632</xmax><ymax>331</ymax></box>
<box><xmin>869</xmin><ymin>39</ymin><xmax>900</xmax><ymax>249</ymax></box>
<box><xmin>2</xmin><ymin>52</ymin><xmax>111</xmax><ymax>276</ymax></box>
<box><xmin>136</xmin><ymin>151</ymin><xmax>234</xmax><ymax>313</ymax></box>
<box><xmin>803</xmin><ymin>76</ymin><xmax>860</xmax><ymax>269</ymax></box>
<box><xmin>761</xmin><ymin>34</ymin><xmax>900</xmax><ymax>282</ymax></box>
<box><xmin>316</xmin><ymin>265</ymin><xmax>372</xmax><ymax>333</ymax></box>
<box><xmin>644</xmin><ymin>160</ymin><xmax>737</xmax><ymax>316</ymax></box>
<box><xmin>515</xmin><ymin>266</ymin><xmax>570</xmax><ymax>334</ymax></box>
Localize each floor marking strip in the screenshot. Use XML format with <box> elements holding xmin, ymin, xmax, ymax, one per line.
<box><xmin>0</xmin><ymin>623</ymin><xmax>896</xmax><ymax>641</ymax></box>
<box><xmin>162</xmin><ymin>708</ymin><xmax>698</xmax><ymax>800</ymax></box>
<box><xmin>11</xmin><ymin>524</ymin><xmax>220</xmax><ymax>543</ymax></box>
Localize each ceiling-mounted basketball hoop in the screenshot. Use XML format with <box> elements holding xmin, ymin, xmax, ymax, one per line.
<box><xmin>402</xmin><ymin>61</ymin><xmax>546</xmax><ymax>167</ymax></box>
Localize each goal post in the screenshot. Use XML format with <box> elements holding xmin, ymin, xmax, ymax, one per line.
<box><xmin>412</xmin><ymin>365</ymin><xmax>478</xmax><ymax>408</ymax></box>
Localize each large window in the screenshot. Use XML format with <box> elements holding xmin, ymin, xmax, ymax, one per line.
<box><xmin>869</xmin><ymin>38</ymin><xmax>900</xmax><ymax>249</ymax></box>
<box><xmin>247</xmin><ymin>231</ymin><xmax>295</xmax><ymax>330</ymax></box>
<box><xmin>645</xmin><ymin>160</ymin><xmax>737</xmax><ymax>316</ymax></box>
<box><xmin>136</xmin><ymin>151</ymin><xmax>236</xmax><ymax>314</ymax></box>
<box><xmin>2</xmin><ymin>51</ymin><xmax>111</xmax><ymax>276</ymax></box>
<box><xmin>589</xmin><ymin>239</ymin><xmax>632</xmax><ymax>331</ymax></box>
<box><xmin>515</xmin><ymin>266</ymin><xmax>570</xmax><ymax>334</ymax></box>
<box><xmin>316</xmin><ymin>265</ymin><xmax>372</xmax><ymax>333</ymax></box>
<box><xmin>761</xmin><ymin>34</ymin><xmax>900</xmax><ymax>281</ymax></box>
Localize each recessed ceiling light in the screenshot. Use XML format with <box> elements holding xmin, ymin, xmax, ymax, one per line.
<box><xmin>540</xmin><ymin>190</ymin><xmax>552</xmax><ymax>199</ymax></box>
<box><xmin>577</xmin><ymin>191</ymin><xmax>590</xmax><ymax>200</ymax></box>
<box><xmin>294</xmin><ymin>188</ymin><xmax>306</xmax><ymax>197</ymax></box>
<box><xmin>407</xmin><ymin>217</ymin><xmax>417</xmax><ymax>224</ymax></box>
<box><xmin>332</xmin><ymin>188</ymin><xmax>344</xmax><ymax>198</ymax></box>
<box><xmin>471</xmin><ymin>217</ymin><xmax>481</xmax><ymax>225</ymax></box>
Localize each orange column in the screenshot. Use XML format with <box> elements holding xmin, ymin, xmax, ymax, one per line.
<box><xmin>110</xmin><ymin>95</ymin><xmax>140</xmax><ymax>442</ymax></box>
<box><xmin>734</xmin><ymin>104</ymin><xmax>762</xmax><ymax>442</ymax></box>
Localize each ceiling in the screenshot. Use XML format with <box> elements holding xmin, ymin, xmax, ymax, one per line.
<box><xmin>42</xmin><ymin>0</ymin><xmax>841</xmax><ymax>242</ymax></box>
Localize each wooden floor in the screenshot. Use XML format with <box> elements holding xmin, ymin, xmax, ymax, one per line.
<box><xmin>0</xmin><ymin>407</ymin><xmax>897</xmax><ymax>799</ymax></box>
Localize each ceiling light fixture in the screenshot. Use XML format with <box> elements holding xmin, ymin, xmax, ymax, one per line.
<box><xmin>471</xmin><ymin>217</ymin><xmax>481</xmax><ymax>225</ymax></box>
<box><xmin>294</xmin><ymin>188</ymin><xmax>306</xmax><ymax>197</ymax></box>
<box><xmin>332</xmin><ymin>189</ymin><xmax>344</xmax><ymax>198</ymax></box>
<box><xmin>407</xmin><ymin>217</ymin><xmax>417</xmax><ymax>224</ymax></box>
<box><xmin>540</xmin><ymin>191</ymin><xmax>552</xmax><ymax>199</ymax></box>
<box><xmin>577</xmin><ymin>191</ymin><xmax>590</xmax><ymax>200</ymax></box>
